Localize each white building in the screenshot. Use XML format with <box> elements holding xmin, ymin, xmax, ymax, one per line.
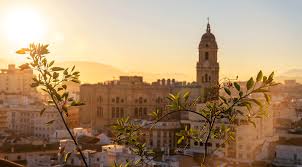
<box><xmin>182</xmin><ymin>103</ymin><xmax>276</xmax><ymax>165</ymax></box>
<box><xmin>1</xmin><ymin>104</ymin><xmax>64</xmax><ymax>138</ymax></box>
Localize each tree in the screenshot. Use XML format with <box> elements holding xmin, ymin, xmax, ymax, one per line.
<box><xmin>16</xmin><ymin>44</ymin><xmax>88</xmax><ymax>167</ymax></box>
<box><xmin>17</xmin><ymin>43</ymin><xmax>277</xmax><ymax>167</ymax></box>
<box><xmin>112</xmin><ymin>71</ymin><xmax>278</xmax><ymax>166</ymax></box>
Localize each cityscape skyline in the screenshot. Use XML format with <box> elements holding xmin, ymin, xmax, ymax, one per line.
<box><xmin>0</xmin><ymin>1</ymin><xmax>301</xmax><ymax>167</ymax></box>
<box><xmin>0</xmin><ymin>0</ymin><xmax>301</xmax><ymax>82</ymax></box>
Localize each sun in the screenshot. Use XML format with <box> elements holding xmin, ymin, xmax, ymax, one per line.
<box><xmin>4</xmin><ymin>8</ymin><xmax>46</xmax><ymax>47</ymax></box>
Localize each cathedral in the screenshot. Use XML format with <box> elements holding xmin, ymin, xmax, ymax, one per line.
<box><xmin>197</xmin><ymin>21</ymin><xmax>220</xmax><ymax>100</ymax></box>
<box><xmin>79</xmin><ymin>21</ymin><xmax>220</xmax><ymax>130</ymax></box>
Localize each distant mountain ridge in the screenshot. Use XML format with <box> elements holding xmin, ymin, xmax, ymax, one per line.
<box><xmin>276</xmin><ymin>69</ymin><xmax>302</xmax><ymax>83</ymax></box>
<box><xmin>56</xmin><ymin>61</ymin><xmax>126</xmax><ymax>84</ymax></box>
<box><xmin>56</xmin><ymin>61</ymin><xmax>193</xmax><ymax>84</ymax></box>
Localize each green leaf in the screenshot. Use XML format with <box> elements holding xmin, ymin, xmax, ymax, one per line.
<box><xmin>31</xmin><ymin>82</ymin><xmax>39</xmax><ymax>88</ymax></box>
<box><xmin>263</xmin><ymin>76</ymin><xmax>267</xmax><ymax>83</ymax></box>
<box><xmin>248</xmin><ymin>118</ymin><xmax>256</xmax><ymax>128</ymax></box>
<box><xmin>71</xmin><ymin>101</ymin><xmax>85</xmax><ymax>106</ymax></box>
<box><xmin>256</xmin><ymin>71</ymin><xmax>263</xmax><ymax>82</ymax></box>
<box><xmin>264</xmin><ymin>93</ymin><xmax>271</xmax><ymax>104</ymax></box>
<box><xmin>234</xmin><ymin>82</ymin><xmax>240</xmax><ymax>91</ymax></box>
<box><xmin>19</xmin><ymin>63</ymin><xmax>30</xmax><ymax>71</ymax></box>
<box><xmin>46</xmin><ymin>120</ymin><xmax>55</xmax><ymax>125</ymax></box>
<box><xmin>177</xmin><ymin>136</ymin><xmax>185</xmax><ymax>144</ymax></box>
<box><xmin>40</xmin><ymin>108</ymin><xmax>46</xmax><ymax>116</ymax></box>
<box><xmin>72</xmin><ymin>71</ymin><xmax>80</xmax><ymax>75</ymax></box>
<box><xmin>246</xmin><ymin>77</ymin><xmax>254</xmax><ymax>90</ymax></box>
<box><xmin>64</xmin><ymin>152</ymin><xmax>72</xmax><ymax>162</ymax></box>
<box><xmin>51</xmin><ymin>67</ymin><xmax>64</xmax><ymax>71</ymax></box>
<box><xmin>53</xmin><ymin>72</ymin><xmax>59</xmax><ymax>79</ymax></box>
<box><xmin>253</xmin><ymin>88</ymin><xmax>269</xmax><ymax>93</ymax></box>
<box><xmin>239</xmin><ymin>91</ymin><xmax>243</xmax><ymax>97</ymax></box>
<box><xmin>49</xmin><ymin>60</ymin><xmax>54</xmax><ymax>67</ymax></box>
<box><xmin>62</xmin><ymin>84</ymin><xmax>67</xmax><ymax>89</ymax></box>
<box><xmin>251</xmin><ymin>99</ymin><xmax>262</xmax><ymax>107</ymax></box>
<box><xmin>71</xmin><ymin>79</ymin><xmax>80</xmax><ymax>83</ymax></box>
<box><xmin>183</xmin><ymin>91</ymin><xmax>190</xmax><ymax>102</ymax></box>
<box><xmin>224</xmin><ymin>88</ymin><xmax>231</xmax><ymax>96</ymax></box>
<box><xmin>267</xmin><ymin>72</ymin><xmax>274</xmax><ymax>83</ymax></box>
<box><xmin>219</xmin><ymin>96</ymin><xmax>227</xmax><ymax>104</ymax></box>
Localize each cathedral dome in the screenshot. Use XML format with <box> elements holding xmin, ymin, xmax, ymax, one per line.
<box><xmin>198</xmin><ymin>22</ymin><xmax>218</xmax><ymax>49</ymax></box>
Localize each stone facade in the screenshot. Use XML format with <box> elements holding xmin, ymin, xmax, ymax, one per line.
<box><xmin>196</xmin><ymin>22</ymin><xmax>219</xmax><ymax>100</ymax></box>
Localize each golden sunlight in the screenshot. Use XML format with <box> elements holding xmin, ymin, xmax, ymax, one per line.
<box><xmin>4</xmin><ymin>8</ymin><xmax>46</xmax><ymax>47</ymax></box>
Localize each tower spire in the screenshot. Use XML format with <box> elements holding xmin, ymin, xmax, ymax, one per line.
<box><xmin>206</xmin><ymin>17</ymin><xmax>211</xmax><ymax>33</ymax></box>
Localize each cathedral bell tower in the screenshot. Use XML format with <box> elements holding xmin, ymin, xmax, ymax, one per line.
<box><xmin>196</xmin><ymin>20</ymin><xmax>219</xmax><ymax>100</ymax></box>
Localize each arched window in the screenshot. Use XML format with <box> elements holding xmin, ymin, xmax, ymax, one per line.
<box><xmin>205</xmin><ymin>52</ymin><xmax>209</xmax><ymax>60</ymax></box>
<box><xmin>116</xmin><ymin>107</ymin><xmax>119</xmax><ymax>118</ymax></box>
<box><xmin>205</xmin><ymin>74</ymin><xmax>208</xmax><ymax>82</ymax></box>
<box><xmin>139</xmin><ymin>107</ymin><xmax>142</xmax><ymax>117</ymax></box>
<box><xmin>112</xmin><ymin>107</ymin><xmax>115</xmax><ymax>118</ymax></box>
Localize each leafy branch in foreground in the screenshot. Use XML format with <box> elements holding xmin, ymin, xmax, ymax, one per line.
<box><xmin>16</xmin><ymin>44</ymin><xmax>88</xmax><ymax>167</ymax></box>
<box><xmin>112</xmin><ymin>70</ymin><xmax>278</xmax><ymax>166</ymax></box>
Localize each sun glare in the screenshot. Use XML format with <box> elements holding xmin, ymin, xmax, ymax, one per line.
<box><xmin>4</xmin><ymin>8</ymin><xmax>46</xmax><ymax>47</ymax></box>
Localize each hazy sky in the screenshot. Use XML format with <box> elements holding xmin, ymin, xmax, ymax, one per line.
<box><xmin>0</xmin><ymin>0</ymin><xmax>301</xmax><ymax>81</ymax></box>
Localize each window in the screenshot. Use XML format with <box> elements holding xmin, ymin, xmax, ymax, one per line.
<box><xmin>112</xmin><ymin>107</ymin><xmax>115</xmax><ymax>118</ymax></box>
<box><xmin>205</xmin><ymin>74</ymin><xmax>208</xmax><ymax>82</ymax></box>
<box><xmin>139</xmin><ymin>107</ymin><xmax>142</xmax><ymax>117</ymax></box>
<box><xmin>120</xmin><ymin>108</ymin><xmax>124</xmax><ymax>117</ymax></box>
<box><xmin>205</xmin><ymin>52</ymin><xmax>209</xmax><ymax>60</ymax></box>
<box><xmin>112</xmin><ymin>98</ymin><xmax>115</xmax><ymax>103</ymax></box>
<box><xmin>116</xmin><ymin>97</ymin><xmax>120</xmax><ymax>103</ymax></box>
<box><xmin>144</xmin><ymin>99</ymin><xmax>147</xmax><ymax>103</ymax></box>
<box><xmin>205</xmin><ymin>44</ymin><xmax>209</xmax><ymax>47</ymax></box>
<box><xmin>116</xmin><ymin>107</ymin><xmax>119</xmax><ymax>118</ymax></box>
<box><xmin>139</xmin><ymin>97</ymin><xmax>143</xmax><ymax>104</ymax></box>
<box><xmin>143</xmin><ymin>108</ymin><xmax>147</xmax><ymax>116</ymax></box>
